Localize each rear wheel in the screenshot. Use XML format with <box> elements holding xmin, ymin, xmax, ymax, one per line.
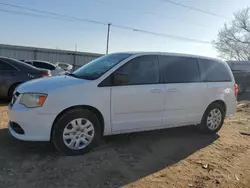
<box><xmin>198</xmin><ymin>103</ymin><xmax>225</xmax><ymax>134</ymax></box>
<box><xmin>52</xmin><ymin>108</ymin><xmax>102</xmax><ymax>156</ymax></box>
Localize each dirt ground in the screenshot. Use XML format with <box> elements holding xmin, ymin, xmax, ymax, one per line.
<box><xmin>1</xmin><ymin>101</ymin><xmax>250</xmax><ymax>188</ymax></box>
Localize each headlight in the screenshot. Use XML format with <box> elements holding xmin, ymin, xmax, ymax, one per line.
<box><xmin>19</xmin><ymin>93</ymin><xmax>47</xmax><ymax>108</ymax></box>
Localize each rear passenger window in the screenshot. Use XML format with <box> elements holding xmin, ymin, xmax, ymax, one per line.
<box><xmin>113</xmin><ymin>55</ymin><xmax>159</xmax><ymax>86</ymax></box>
<box><xmin>33</xmin><ymin>62</ymin><xmax>56</xmax><ymax>70</ymax></box>
<box><xmin>159</xmin><ymin>56</ymin><xmax>200</xmax><ymax>83</ymax></box>
<box><xmin>199</xmin><ymin>59</ymin><xmax>232</xmax><ymax>82</ymax></box>
<box><xmin>25</xmin><ymin>61</ymin><xmax>33</xmax><ymax>65</ymax></box>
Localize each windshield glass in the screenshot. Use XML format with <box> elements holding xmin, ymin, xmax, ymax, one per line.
<box><xmin>72</xmin><ymin>53</ymin><xmax>132</xmax><ymax>80</ymax></box>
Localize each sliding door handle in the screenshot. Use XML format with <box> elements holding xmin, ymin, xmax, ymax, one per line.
<box><xmin>167</xmin><ymin>88</ymin><xmax>179</xmax><ymax>92</ymax></box>
<box><xmin>150</xmin><ymin>89</ymin><xmax>162</xmax><ymax>93</ymax></box>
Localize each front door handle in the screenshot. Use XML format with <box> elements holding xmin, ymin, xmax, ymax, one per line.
<box><xmin>150</xmin><ymin>89</ymin><xmax>162</xmax><ymax>93</ymax></box>
<box><xmin>167</xmin><ymin>88</ymin><xmax>179</xmax><ymax>92</ymax></box>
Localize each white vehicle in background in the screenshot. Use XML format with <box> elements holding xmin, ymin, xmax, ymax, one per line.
<box><xmin>55</xmin><ymin>62</ymin><xmax>73</xmax><ymax>73</ymax></box>
<box><xmin>23</xmin><ymin>60</ymin><xmax>67</xmax><ymax>76</ymax></box>
<box><xmin>9</xmin><ymin>52</ymin><xmax>237</xmax><ymax>156</ymax></box>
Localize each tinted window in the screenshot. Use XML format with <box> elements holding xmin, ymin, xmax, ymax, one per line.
<box><xmin>0</xmin><ymin>60</ymin><xmax>17</xmax><ymax>71</ymax></box>
<box><xmin>33</xmin><ymin>62</ymin><xmax>55</xmax><ymax>70</ymax></box>
<box><xmin>58</xmin><ymin>63</ymin><xmax>72</xmax><ymax>70</ymax></box>
<box><xmin>159</xmin><ymin>56</ymin><xmax>200</xmax><ymax>83</ymax></box>
<box><xmin>6</xmin><ymin>58</ymin><xmax>38</xmax><ymax>71</ymax></box>
<box><xmin>25</xmin><ymin>61</ymin><xmax>33</xmax><ymax>65</ymax></box>
<box><xmin>73</xmin><ymin>53</ymin><xmax>131</xmax><ymax>80</ymax></box>
<box><xmin>113</xmin><ymin>55</ymin><xmax>159</xmax><ymax>86</ymax></box>
<box><xmin>59</xmin><ymin>64</ymin><xmax>68</xmax><ymax>69</ymax></box>
<box><xmin>199</xmin><ymin>59</ymin><xmax>232</xmax><ymax>82</ymax></box>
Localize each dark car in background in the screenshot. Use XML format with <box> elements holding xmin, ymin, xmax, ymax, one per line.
<box><xmin>0</xmin><ymin>57</ymin><xmax>51</xmax><ymax>99</ymax></box>
<box><xmin>232</xmin><ymin>70</ymin><xmax>250</xmax><ymax>95</ymax></box>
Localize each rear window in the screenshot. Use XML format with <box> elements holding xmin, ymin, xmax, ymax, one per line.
<box><xmin>198</xmin><ymin>59</ymin><xmax>232</xmax><ymax>82</ymax></box>
<box><xmin>33</xmin><ymin>61</ymin><xmax>56</xmax><ymax>70</ymax></box>
<box><xmin>58</xmin><ymin>64</ymin><xmax>68</xmax><ymax>69</ymax></box>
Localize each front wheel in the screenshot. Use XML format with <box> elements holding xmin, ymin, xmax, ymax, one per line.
<box><xmin>52</xmin><ymin>108</ymin><xmax>102</xmax><ymax>156</ymax></box>
<box><xmin>198</xmin><ymin>103</ymin><xmax>225</xmax><ymax>134</ymax></box>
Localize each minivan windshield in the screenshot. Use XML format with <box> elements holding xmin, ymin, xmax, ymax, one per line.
<box><xmin>72</xmin><ymin>53</ymin><xmax>132</xmax><ymax>80</ymax></box>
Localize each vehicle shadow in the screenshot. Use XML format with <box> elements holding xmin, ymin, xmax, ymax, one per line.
<box><xmin>0</xmin><ymin>100</ymin><xmax>9</xmax><ymax>106</ymax></box>
<box><xmin>0</xmin><ymin>126</ymin><xmax>219</xmax><ymax>188</ymax></box>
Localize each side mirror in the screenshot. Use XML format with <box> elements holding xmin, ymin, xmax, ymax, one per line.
<box><xmin>113</xmin><ymin>74</ymin><xmax>129</xmax><ymax>85</ymax></box>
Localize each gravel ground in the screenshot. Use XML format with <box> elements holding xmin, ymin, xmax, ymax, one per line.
<box><xmin>0</xmin><ymin>102</ymin><xmax>250</xmax><ymax>188</ymax></box>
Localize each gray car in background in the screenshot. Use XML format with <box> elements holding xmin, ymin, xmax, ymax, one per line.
<box><xmin>0</xmin><ymin>57</ymin><xmax>51</xmax><ymax>99</ymax></box>
<box><xmin>23</xmin><ymin>60</ymin><xmax>66</xmax><ymax>76</ymax></box>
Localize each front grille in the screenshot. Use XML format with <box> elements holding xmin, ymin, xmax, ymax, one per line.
<box><xmin>10</xmin><ymin>92</ymin><xmax>20</xmax><ymax>107</ymax></box>
<box><xmin>9</xmin><ymin>121</ymin><xmax>25</xmax><ymax>135</ymax></box>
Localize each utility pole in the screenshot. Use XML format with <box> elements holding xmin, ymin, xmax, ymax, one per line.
<box><xmin>106</xmin><ymin>23</ymin><xmax>111</xmax><ymax>54</ymax></box>
<box><xmin>73</xmin><ymin>44</ymin><xmax>77</xmax><ymax>71</ymax></box>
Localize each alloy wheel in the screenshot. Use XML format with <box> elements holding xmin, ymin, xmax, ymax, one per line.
<box><xmin>62</xmin><ymin>118</ymin><xmax>95</xmax><ymax>150</ymax></box>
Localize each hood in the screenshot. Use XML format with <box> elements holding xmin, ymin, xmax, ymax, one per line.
<box><xmin>17</xmin><ymin>75</ymin><xmax>88</xmax><ymax>93</ymax></box>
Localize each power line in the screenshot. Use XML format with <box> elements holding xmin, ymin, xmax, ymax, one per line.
<box><xmin>0</xmin><ymin>2</ymin><xmax>107</xmax><ymax>26</ymax></box>
<box><xmin>0</xmin><ymin>2</ymin><xmax>211</xmax><ymax>44</ymax></box>
<box><xmin>0</xmin><ymin>8</ymin><xmax>76</xmax><ymax>21</ymax></box>
<box><xmin>92</xmin><ymin>0</ymin><xmax>210</xmax><ymax>28</ymax></box>
<box><xmin>162</xmin><ymin>0</ymin><xmax>229</xmax><ymax>19</ymax></box>
<box><xmin>112</xmin><ymin>24</ymin><xmax>211</xmax><ymax>44</ymax></box>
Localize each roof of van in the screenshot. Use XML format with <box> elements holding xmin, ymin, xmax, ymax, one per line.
<box><xmin>113</xmin><ymin>52</ymin><xmax>223</xmax><ymax>62</ymax></box>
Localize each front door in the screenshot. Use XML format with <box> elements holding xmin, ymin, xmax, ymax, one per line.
<box><xmin>110</xmin><ymin>55</ymin><xmax>164</xmax><ymax>132</ymax></box>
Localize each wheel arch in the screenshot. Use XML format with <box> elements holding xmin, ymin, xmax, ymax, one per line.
<box><xmin>50</xmin><ymin>105</ymin><xmax>105</xmax><ymax>140</ymax></box>
<box><xmin>198</xmin><ymin>100</ymin><xmax>227</xmax><ymax>133</ymax></box>
<box><xmin>206</xmin><ymin>100</ymin><xmax>227</xmax><ymax>115</ymax></box>
<box><xmin>8</xmin><ymin>82</ymin><xmax>23</xmax><ymax>97</ymax></box>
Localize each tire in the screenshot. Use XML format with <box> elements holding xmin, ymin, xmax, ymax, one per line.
<box><xmin>52</xmin><ymin>108</ymin><xmax>102</xmax><ymax>156</ymax></box>
<box><xmin>8</xmin><ymin>84</ymin><xmax>19</xmax><ymax>100</ymax></box>
<box><xmin>198</xmin><ymin>103</ymin><xmax>225</xmax><ymax>134</ymax></box>
<box><xmin>238</xmin><ymin>84</ymin><xmax>245</xmax><ymax>95</ymax></box>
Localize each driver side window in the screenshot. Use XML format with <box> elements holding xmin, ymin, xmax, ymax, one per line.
<box><xmin>112</xmin><ymin>55</ymin><xmax>159</xmax><ymax>86</ymax></box>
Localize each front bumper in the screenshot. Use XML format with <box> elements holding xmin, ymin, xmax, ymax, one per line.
<box><xmin>8</xmin><ymin>104</ymin><xmax>57</xmax><ymax>141</ymax></box>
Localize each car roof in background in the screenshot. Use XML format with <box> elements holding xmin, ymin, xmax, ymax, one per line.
<box><xmin>57</xmin><ymin>62</ymin><xmax>71</xmax><ymax>65</ymax></box>
<box><xmin>0</xmin><ymin>56</ymin><xmax>41</xmax><ymax>70</ymax></box>
<box><xmin>56</xmin><ymin>62</ymin><xmax>73</xmax><ymax>67</ymax></box>
<box><xmin>55</xmin><ymin>62</ymin><xmax>72</xmax><ymax>66</ymax></box>
<box><xmin>25</xmin><ymin>60</ymin><xmax>56</xmax><ymax>66</ymax></box>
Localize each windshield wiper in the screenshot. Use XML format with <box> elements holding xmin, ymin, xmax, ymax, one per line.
<box><xmin>67</xmin><ymin>73</ymin><xmax>81</xmax><ymax>78</ymax></box>
<box><xmin>68</xmin><ymin>73</ymin><xmax>96</xmax><ymax>80</ymax></box>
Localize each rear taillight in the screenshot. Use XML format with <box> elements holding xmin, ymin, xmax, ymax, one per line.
<box><xmin>41</xmin><ymin>73</ymin><xmax>51</xmax><ymax>77</ymax></box>
<box><xmin>234</xmin><ymin>83</ymin><xmax>239</xmax><ymax>97</ymax></box>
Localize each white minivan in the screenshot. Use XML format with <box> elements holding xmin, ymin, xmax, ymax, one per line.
<box><xmin>8</xmin><ymin>52</ymin><xmax>238</xmax><ymax>155</ymax></box>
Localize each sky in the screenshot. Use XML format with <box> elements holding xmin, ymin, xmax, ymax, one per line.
<box><xmin>0</xmin><ymin>0</ymin><xmax>250</xmax><ymax>58</ymax></box>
